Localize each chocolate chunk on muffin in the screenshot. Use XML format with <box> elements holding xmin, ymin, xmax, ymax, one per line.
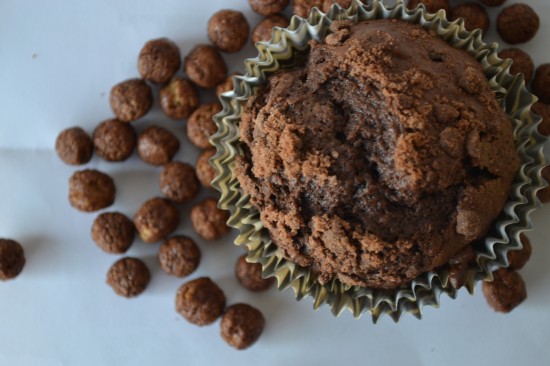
<box><xmin>190</xmin><ymin>198</ymin><xmax>230</xmax><ymax>240</ymax></box>
<box><xmin>498</xmin><ymin>48</ymin><xmax>534</xmax><ymax>82</ymax></box>
<box><xmin>158</xmin><ymin>236</ymin><xmax>201</xmax><ymax>277</ymax></box>
<box><xmin>235</xmin><ymin>20</ymin><xmax>519</xmax><ymax>289</ymax></box>
<box><xmin>497</xmin><ymin>4</ymin><xmax>539</xmax><ymax>45</ymax></box>
<box><xmin>249</xmin><ymin>0</ymin><xmax>289</xmax><ymax>16</ymax></box>
<box><xmin>137</xmin><ymin>126</ymin><xmax>180</xmax><ymax>166</ymax></box>
<box><xmin>208</xmin><ymin>10</ymin><xmax>250</xmax><ymax>53</ymax></box>
<box><xmin>91</xmin><ymin>212</ymin><xmax>135</xmax><ymax>254</ymax></box>
<box><xmin>252</xmin><ymin>15</ymin><xmax>290</xmax><ymax>45</ymax></box>
<box><xmin>176</xmin><ymin>277</ymin><xmax>226</xmax><ymax>326</ymax></box>
<box><xmin>482</xmin><ymin>268</ymin><xmax>527</xmax><ymax>313</ymax></box>
<box><xmin>55</xmin><ymin>127</ymin><xmax>93</xmax><ymax>165</ymax></box>
<box><xmin>93</xmin><ymin>119</ymin><xmax>136</xmax><ymax>162</ymax></box>
<box><xmin>159</xmin><ymin>161</ymin><xmax>200</xmax><ymax>204</ymax></box>
<box><xmin>107</xmin><ymin>257</ymin><xmax>150</xmax><ymax>298</ymax></box>
<box><xmin>138</xmin><ymin>38</ymin><xmax>181</xmax><ymax>84</ymax></box>
<box><xmin>196</xmin><ymin>148</ymin><xmax>217</xmax><ymax>189</ymax></box>
<box><xmin>406</xmin><ymin>0</ymin><xmax>450</xmax><ymax>14</ymax></box>
<box><xmin>235</xmin><ymin>254</ymin><xmax>275</xmax><ymax>292</ymax></box>
<box><xmin>184</xmin><ymin>45</ymin><xmax>227</xmax><ymax>89</ymax></box>
<box><xmin>134</xmin><ymin>197</ymin><xmax>179</xmax><ymax>243</ymax></box>
<box><xmin>532</xmin><ymin>64</ymin><xmax>550</xmax><ymax>104</ymax></box>
<box><xmin>220</xmin><ymin>303</ymin><xmax>265</xmax><ymax>350</ymax></box>
<box><xmin>159</xmin><ymin>77</ymin><xmax>200</xmax><ymax>120</ymax></box>
<box><xmin>110</xmin><ymin>79</ymin><xmax>153</xmax><ymax>122</ymax></box>
<box><xmin>0</xmin><ymin>239</ymin><xmax>25</xmax><ymax>281</ymax></box>
<box><xmin>186</xmin><ymin>102</ymin><xmax>222</xmax><ymax>149</ymax></box>
<box><xmin>532</xmin><ymin>102</ymin><xmax>550</xmax><ymax>136</ymax></box>
<box><xmin>69</xmin><ymin>169</ymin><xmax>116</xmax><ymax>212</ymax></box>
<box><xmin>450</xmin><ymin>2</ymin><xmax>489</xmax><ymax>33</ymax></box>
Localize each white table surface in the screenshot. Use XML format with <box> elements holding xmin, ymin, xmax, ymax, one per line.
<box><xmin>1</xmin><ymin>0</ymin><xmax>549</xmax><ymax>365</ymax></box>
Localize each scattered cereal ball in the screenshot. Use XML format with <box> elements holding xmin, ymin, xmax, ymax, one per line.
<box><xmin>138</xmin><ymin>38</ymin><xmax>181</xmax><ymax>84</ymax></box>
<box><xmin>532</xmin><ymin>64</ymin><xmax>550</xmax><ymax>104</ymax></box>
<box><xmin>196</xmin><ymin>148</ymin><xmax>217</xmax><ymax>189</ymax></box>
<box><xmin>235</xmin><ymin>254</ymin><xmax>275</xmax><ymax>292</ymax></box>
<box><xmin>91</xmin><ymin>212</ymin><xmax>135</xmax><ymax>254</ymax></box>
<box><xmin>538</xmin><ymin>166</ymin><xmax>550</xmax><ymax>203</ymax></box>
<box><xmin>450</xmin><ymin>2</ymin><xmax>489</xmax><ymax>33</ymax></box>
<box><xmin>532</xmin><ymin>102</ymin><xmax>550</xmax><ymax>136</ymax></box>
<box><xmin>187</xmin><ymin>103</ymin><xmax>222</xmax><ymax>149</ymax></box>
<box><xmin>215</xmin><ymin>73</ymin><xmax>239</xmax><ymax>97</ymax></box>
<box><xmin>158</xmin><ymin>236</ymin><xmax>201</xmax><ymax>277</ymax></box>
<box><xmin>447</xmin><ymin>246</ymin><xmax>475</xmax><ymax>289</ymax></box>
<box><xmin>55</xmin><ymin>127</ymin><xmax>93</xmax><ymax>165</ymax></box>
<box><xmin>69</xmin><ymin>169</ymin><xmax>115</xmax><ymax>212</ymax></box>
<box><xmin>220</xmin><ymin>303</ymin><xmax>265</xmax><ymax>350</ymax></box>
<box><xmin>0</xmin><ymin>239</ymin><xmax>25</xmax><ymax>281</ymax></box>
<box><xmin>137</xmin><ymin>126</ymin><xmax>180</xmax><ymax>166</ymax></box>
<box><xmin>406</xmin><ymin>0</ymin><xmax>450</xmax><ymax>14</ymax></box>
<box><xmin>248</xmin><ymin>0</ymin><xmax>289</xmax><ymax>16</ymax></box>
<box><xmin>184</xmin><ymin>45</ymin><xmax>227</xmax><ymax>89</ymax></box>
<box><xmin>294</xmin><ymin>0</ymin><xmax>353</xmax><ymax>17</ymax></box>
<box><xmin>176</xmin><ymin>277</ymin><xmax>226</xmax><ymax>326</ymax></box>
<box><xmin>208</xmin><ymin>10</ymin><xmax>250</xmax><ymax>53</ymax></box>
<box><xmin>92</xmin><ymin>119</ymin><xmax>136</xmax><ymax>162</ymax></box>
<box><xmin>159</xmin><ymin>77</ymin><xmax>200</xmax><ymax>120</ymax></box>
<box><xmin>479</xmin><ymin>0</ymin><xmax>507</xmax><ymax>7</ymax></box>
<box><xmin>482</xmin><ymin>269</ymin><xmax>527</xmax><ymax>313</ymax></box>
<box><xmin>109</xmin><ymin>79</ymin><xmax>153</xmax><ymax>122</ymax></box>
<box><xmin>497</xmin><ymin>4</ymin><xmax>539</xmax><ymax>45</ymax></box>
<box><xmin>190</xmin><ymin>198</ymin><xmax>230</xmax><ymax>240</ymax></box>
<box><xmin>134</xmin><ymin>197</ymin><xmax>179</xmax><ymax>243</ymax></box>
<box><xmin>498</xmin><ymin>48</ymin><xmax>534</xmax><ymax>82</ymax></box>
<box><xmin>507</xmin><ymin>234</ymin><xmax>532</xmax><ymax>270</ymax></box>
<box><xmin>106</xmin><ymin>257</ymin><xmax>150</xmax><ymax>298</ymax></box>
<box><xmin>252</xmin><ymin>15</ymin><xmax>290</xmax><ymax>45</ymax></box>
<box><xmin>159</xmin><ymin>161</ymin><xmax>200</xmax><ymax>204</ymax></box>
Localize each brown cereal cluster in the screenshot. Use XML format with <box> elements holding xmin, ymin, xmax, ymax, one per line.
<box><xmin>0</xmin><ymin>239</ymin><xmax>25</xmax><ymax>281</ymax></box>
<box><xmin>159</xmin><ymin>77</ymin><xmax>200</xmax><ymax>120</ymax></box>
<box><xmin>159</xmin><ymin>161</ymin><xmax>200</xmax><ymax>204</ymax></box>
<box><xmin>69</xmin><ymin>169</ymin><xmax>115</xmax><ymax>212</ymax></box>
<box><xmin>93</xmin><ymin>119</ymin><xmax>136</xmax><ymax>162</ymax></box>
<box><xmin>92</xmin><ymin>212</ymin><xmax>135</xmax><ymax>254</ymax></box>
<box><xmin>294</xmin><ymin>0</ymin><xmax>353</xmax><ymax>17</ymax></box>
<box><xmin>196</xmin><ymin>148</ymin><xmax>217</xmax><ymax>189</ymax></box>
<box><xmin>187</xmin><ymin>103</ymin><xmax>222</xmax><ymax>149</ymax></box>
<box><xmin>158</xmin><ymin>236</ymin><xmax>201</xmax><ymax>277</ymax></box>
<box><xmin>216</xmin><ymin>73</ymin><xmax>240</xmax><ymax>97</ymax></box>
<box><xmin>184</xmin><ymin>45</ymin><xmax>227</xmax><ymax>89</ymax></box>
<box><xmin>134</xmin><ymin>197</ymin><xmax>179</xmax><ymax>243</ymax></box>
<box><xmin>252</xmin><ymin>15</ymin><xmax>290</xmax><ymax>45</ymax></box>
<box><xmin>208</xmin><ymin>10</ymin><xmax>250</xmax><ymax>53</ymax></box>
<box><xmin>406</xmin><ymin>0</ymin><xmax>450</xmax><ymax>14</ymax></box>
<box><xmin>176</xmin><ymin>277</ymin><xmax>226</xmax><ymax>326</ymax></box>
<box><xmin>138</xmin><ymin>38</ymin><xmax>181</xmax><ymax>84</ymax></box>
<box><xmin>190</xmin><ymin>198</ymin><xmax>230</xmax><ymax>241</ymax></box>
<box><xmin>235</xmin><ymin>254</ymin><xmax>275</xmax><ymax>292</ymax></box>
<box><xmin>482</xmin><ymin>269</ymin><xmax>527</xmax><ymax>313</ymax></box>
<box><xmin>450</xmin><ymin>3</ymin><xmax>489</xmax><ymax>33</ymax></box>
<box><xmin>220</xmin><ymin>304</ymin><xmax>265</xmax><ymax>350</ymax></box>
<box><xmin>498</xmin><ymin>48</ymin><xmax>534</xmax><ymax>82</ymax></box>
<box><xmin>137</xmin><ymin>126</ymin><xmax>180</xmax><ymax>166</ymax></box>
<box><xmin>497</xmin><ymin>4</ymin><xmax>539</xmax><ymax>45</ymax></box>
<box><xmin>532</xmin><ymin>64</ymin><xmax>550</xmax><ymax>104</ymax></box>
<box><xmin>55</xmin><ymin>127</ymin><xmax>93</xmax><ymax>165</ymax></box>
<box><xmin>107</xmin><ymin>257</ymin><xmax>150</xmax><ymax>298</ymax></box>
<box><xmin>110</xmin><ymin>79</ymin><xmax>153</xmax><ymax>122</ymax></box>
<box><xmin>249</xmin><ymin>0</ymin><xmax>289</xmax><ymax>16</ymax></box>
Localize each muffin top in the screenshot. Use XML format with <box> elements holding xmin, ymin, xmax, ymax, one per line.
<box><xmin>235</xmin><ymin>19</ymin><xmax>519</xmax><ymax>289</ymax></box>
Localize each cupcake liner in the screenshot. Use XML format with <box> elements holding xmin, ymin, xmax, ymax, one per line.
<box><xmin>211</xmin><ymin>0</ymin><xmax>546</xmax><ymax>322</ymax></box>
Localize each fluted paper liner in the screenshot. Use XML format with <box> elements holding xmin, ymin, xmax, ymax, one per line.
<box><xmin>210</xmin><ymin>0</ymin><xmax>546</xmax><ymax>322</ymax></box>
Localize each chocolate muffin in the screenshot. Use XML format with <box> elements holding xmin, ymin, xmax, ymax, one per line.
<box><xmin>507</xmin><ymin>233</ymin><xmax>532</xmax><ymax>270</ymax></box>
<box><xmin>235</xmin><ymin>20</ymin><xmax>519</xmax><ymax>289</ymax></box>
<box><xmin>106</xmin><ymin>257</ymin><xmax>150</xmax><ymax>298</ymax></box>
<box><xmin>450</xmin><ymin>2</ymin><xmax>489</xmax><ymax>33</ymax></box>
<box><xmin>216</xmin><ymin>73</ymin><xmax>239</xmax><ymax>97</ymax></box>
<box><xmin>482</xmin><ymin>269</ymin><xmax>527</xmax><ymax>313</ymax></box>
<box><xmin>55</xmin><ymin>127</ymin><xmax>93</xmax><ymax>165</ymax></box>
<box><xmin>208</xmin><ymin>10</ymin><xmax>250</xmax><ymax>53</ymax></box>
<box><xmin>159</xmin><ymin>161</ymin><xmax>200</xmax><ymax>204</ymax></box>
<box><xmin>498</xmin><ymin>48</ymin><xmax>534</xmax><ymax>82</ymax></box>
<box><xmin>158</xmin><ymin>236</ymin><xmax>201</xmax><ymax>277</ymax></box>
<box><xmin>138</xmin><ymin>38</ymin><xmax>181</xmax><ymax>84</ymax></box>
<box><xmin>294</xmin><ymin>0</ymin><xmax>353</xmax><ymax>17</ymax></box>
<box><xmin>196</xmin><ymin>148</ymin><xmax>217</xmax><ymax>189</ymax></box>
<box><xmin>235</xmin><ymin>254</ymin><xmax>275</xmax><ymax>292</ymax></box>
<box><xmin>109</xmin><ymin>79</ymin><xmax>153</xmax><ymax>122</ymax></box>
<box><xmin>159</xmin><ymin>77</ymin><xmax>200</xmax><ymax>120</ymax></box>
<box><xmin>69</xmin><ymin>169</ymin><xmax>116</xmax><ymax>212</ymax></box>
<box><xmin>249</xmin><ymin>0</ymin><xmax>289</xmax><ymax>16</ymax></box>
<box><xmin>134</xmin><ymin>197</ymin><xmax>179</xmax><ymax>243</ymax></box>
<box><xmin>406</xmin><ymin>0</ymin><xmax>450</xmax><ymax>14</ymax></box>
<box><xmin>93</xmin><ymin>119</ymin><xmax>136</xmax><ymax>162</ymax></box>
<box><xmin>91</xmin><ymin>212</ymin><xmax>135</xmax><ymax>254</ymax></box>
<box><xmin>532</xmin><ymin>102</ymin><xmax>550</xmax><ymax>136</ymax></box>
<box><xmin>220</xmin><ymin>304</ymin><xmax>265</xmax><ymax>350</ymax></box>
<box><xmin>137</xmin><ymin>126</ymin><xmax>180</xmax><ymax>166</ymax></box>
<box><xmin>184</xmin><ymin>45</ymin><xmax>227</xmax><ymax>89</ymax></box>
<box><xmin>0</xmin><ymin>239</ymin><xmax>25</xmax><ymax>281</ymax></box>
<box><xmin>252</xmin><ymin>15</ymin><xmax>290</xmax><ymax>45</ymax></box>
<box><xmin>176</xmin><ymin>277</ymin><xmax>226</xmax><ymax>326</ymax></box>
<box><xmin>532</xmin><ymin>64</ymin><xmax>550</xmax><ymax>104</ymax></box>
<box><xmin>497</xmin><ymin>4</ymin><xmax>539</xmax><ymax>45</ymax></box>
<box><xmin>186</xmin><ymin>102</ymin><xmax>222</xmax><ymax>149</ymax></box>
<box><xmin>479</xmin><ymin>0</ymin><xmax>507</xmax><ymax>6</ymax></box>
<box><xmin>190</xmin><ymin>198</ymin><xmax>231</xmax><ymax>241</ymax></box>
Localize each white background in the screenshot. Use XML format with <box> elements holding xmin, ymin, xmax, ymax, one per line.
<box><xmin>1</xmin><ymin>1</ymin><xmax>549</xmax><ymax>365</ymax></box>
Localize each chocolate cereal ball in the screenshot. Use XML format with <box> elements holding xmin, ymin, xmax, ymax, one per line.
<box><xmin>137</xmin><ymin>126</ymin><xmax>180</xmax><ymax>166</ymax></box>
<box><xmin>176</xmin><ymin>277</ymin><xmax>226</xmax><ymax>326</ymax></box>
<box><xmin>447</xmin><ymin>246</ymin><xmax>475</xmax><ymax>289</ymax></box>
<box><xmin>159</xmin><ymin>161</ymin><xmax>200</xmax><ymax>204</ymax></box>
<box><xmin>249</xmin><ymin>0</ymin><xmax>289</xmax><ymax>16</ymax></box>
<box><xmin>498</xmin><ymin>48</ymin><xmax>534</xmax><ymax>82</ymax></box>
<box><xmin>159</xmin><ymin>77</ymin><xmax>200</xmax><ymax>120</ymax></box>
<box><xmin>158</xmin><ymin>236</ymin><xmax>201</xmax><ymax>277</ymax></box>
<box><xmin>482</xmin><ymin>269</ymin><xmax>527</xmax><ymax>313</ymax></box>
<box><xmin>106</xmin><ymin>257</ymin><xmax>150</xmax><ymax>298</ymax></box>
<box><xmin>184</xmin><ymin>45</ymin><xmax>227</xmax><ymax>89</ymax></box>
<box><xmin>55</xmin><ymin>127</ymin><xmax>93</xmax><ymax>165</ymax></box>
<box><xmin>109</xmin><ymin>79</ymin><xmax>153</xmax><ymax>122</ymax></box>
<box><xmin>134</xmin><ymin>197</ymin><xmax>179</xmax><ymax>243</ymax></box>
<box><xmin>450</xmin><ymin>3</ymin><xmax>489</xmax><ymax>34</ymax></box>
<box><xmin>93</xmin><ymin>119</ymin><xmax>136</xmax><ymax>162</ymax></box>
<box><xmin>69</xmin><ymin>169</ymin><xmax>115</xmax><ymax>212</ymax></box>
<box><xmin>216</xmin><ymin>73</ymin><xmax>239</xmax><ymax>97</ymax></box>
<box><xmin>138</xmin><ymin>38</ymin><xmax>181</xmax><ymax>84</ymax></box>
<box><xmin>294</xmin><ymin>0</ymin><xmax>353</xmax><ymax>17</ymax></box>
<box><xmin>186</xmin><ymin>103</ymin><xmax>222</xmax><ymax>149</ymax></box>
<box><xmin>235</xmin><ymin>254</ymin><xmax>275</xmax><ymax>292</ymax></box>
<box><xmin>507</xmin><ymin>234</ymin><xmax>532</xmax><ymax>270</ymax></box>
<box><xmin>196</xmin><ymin>148</ymin><xmax>217</xmax><ymax>189</ymax></box>
<box><xmin>91</xmin><ymin>212</ymin><xmax>135</xmax><ymax>254</ymax></box>
<box><xmin>479</xmin><ymin>0</ymin><xmax>507</xmax><ymax>6</ymax></box>
<box><xmin>0</xmin><ymin>239</ymin><xmax>25</xmax><ymax>281</ymax></box>
<box><xmin>406</xmin><ymin>0</ymin><xmax>450</xmax><ymax>14</ymax></box>
<box><xmin>537</xmin><ymin>166</ymin><xmax>550</xmax><ymax>203</ymax></box>
<box><xmin>220</xmin><ymin>304</ymin><xmax>265</xmax><ymax>350</ymax></box>
<box><xmin>191</xmin><ymin>198</ymin><xmax>230</xmax><ymax>240</ymax></box>
<box><xmin>532</xmin><ymin>102</ymin><xmax>550</xmax><ymax>136</ymax></box>
<box><xmin>497</xmin><ymin>4</ymin><xmax>539</xmax><ymax>45</ymax></box>
<box><xmin>252</xmin><ymin>15</ymin><xmax>290</xmax><ymax>45</ymax></box>
<box><xmin>208</xmin><ymin>10</ymin><xmax>250</xmax><ymax>53</ymax></box>
<box><xmin>532</xmin><ymin>64</ymin><xmax>550</xmax><ymax>104</ymax></box>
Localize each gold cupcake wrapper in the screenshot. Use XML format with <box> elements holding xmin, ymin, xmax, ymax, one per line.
<box><xmin>210</xmin><ymin>0</ymin><xmax>546</xmax><ymax>322</ymax></box>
